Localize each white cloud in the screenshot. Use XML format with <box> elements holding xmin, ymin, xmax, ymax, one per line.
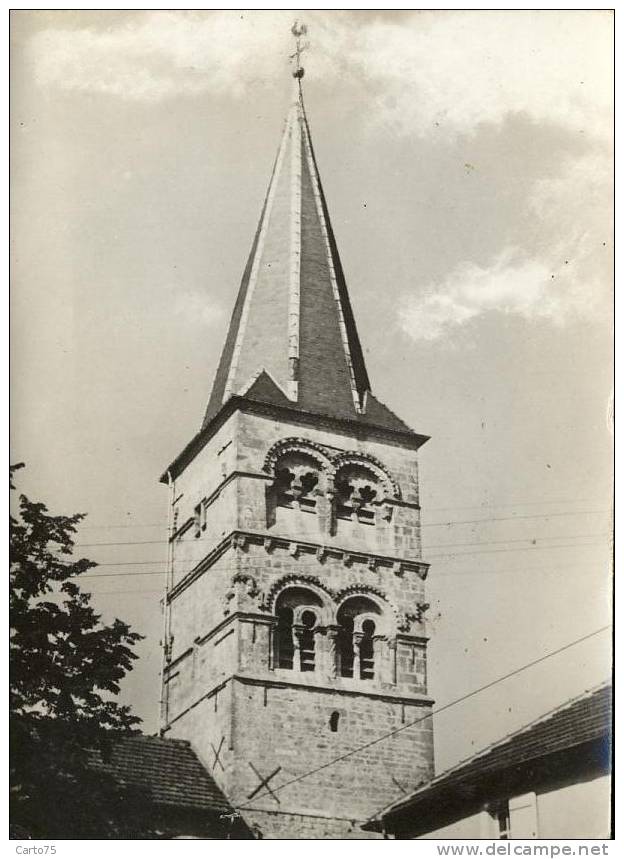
<box><xmin>348</xmin><ymin>11</ymin><xmax>612</xmax><ymax>139</ymax></box>
<box><xmin>29</xmin><ymin>10</ymin><xmax>612</xmax><ymax>138</ymax></box>
<box><xmin>29</xmin><ymin>11</ymin><xmax>290</xmax><ymax>102</ymax></box>
<box><xmin>400</xmin><ymin>253</ymin><xmax>553</xmax><ymax>341</ymax></box>
<box><xmin>26</xmin><ymin>11</ymin><xmax>612</xmax><ymax>339</ymax></box>
<box><xmin>400</xmin><ymin>150</ymin><xmax>612</xmax><ymax>341</ymax></box>
<box><xmin>172</xmin><ymin>289</ymin><xmax>224</xmax><ymax>328</ymax></box>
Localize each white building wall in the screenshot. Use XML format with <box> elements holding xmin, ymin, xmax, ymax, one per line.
<box><xmin>416</xmin><ymin>773</ymin><xmax>610</xmax><ymax>839</ymax></box>
<box><xmin>536</xmin><ymin>774</ymin><xmax>611</xmax><ymax>839</ymax></box>
<box><xmin>420</xmin><ymin>811</ymin><xmax>491</xmax><ymax>839</ymax></box>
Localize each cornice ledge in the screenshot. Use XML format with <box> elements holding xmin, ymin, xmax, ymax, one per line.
<box><xmin>396</xmin><ymin>633</ymin><xmax>430</xmax><ymax>644</ymax></box>
<box><xmin>160</xmin><ymin>396</ymin><xmax>429</xmax><ymax>483</ymax></box>
<box><xmin>233</xmin><ymin>672</ymin><xmax>435</xmax><ymax>707</ymax></box>
<box><xmin>237</xmin><ymin>529</ymin><xmax>430</xmax><ymax>578</ymax></box>
<box><xmin>168</xmin><ymin>528</ymin><xmax>430</xmax><ymax>602</ymax></box>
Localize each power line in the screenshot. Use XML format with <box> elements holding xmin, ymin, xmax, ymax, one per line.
<box><xmin>424</xmin><ymin>532</ymin><xmax>610</xmax><ymax>551</ymax></box>
<box><xmin>73</xmin><ymin>497</ymin><xmax>612</xmax><ymax>532</ymax></box>
<box><xmin>422</xmin><ymin>497</ymin><xmax>610</xmax><ymax>513</ymax></box>
<box><xmin>76</xmin><ymin>551</ymin><xmax>611</xmax><ymax>583</ymax></box>
<box><xmin>423</xmin><ymin>509</ymin><xmax>609</xmax><ymax>528</ymax></box>
<box><xmin>76</xmin><ymin>522</ymin><xmax>168</xmax><ymax>531</ymax></box>
<box><xmin>75</xmin><ymin>539</ymin><xmax>168</xmax><ymax>548</ymax></box>
<box><xmin>89</xmin><ymin>560</ymin><xmax>168</xmax><ymax>568</ymax></box>
<box><xmin>72</xmin><ymin>518</ymin><xmax>611</xmax><ymax>550</ymax></box>
<box><xmin>233</xmin><ymin>625</ymin><xmax>612</xmax><ymax>810</ymax></box>
<box><xmin>74</xmin><ymin>534</ymin><xmax>609</xmax><ymax>570</ymax></box>
<box><xmin>84</xmin><ymin>588</ymin><xmax>163</xmax><ymax>597</ymax></box>
<box><xmin>70</xmin><ymin>507</ymin><xmax>611</xmax><ymax>544</ymax></box>
<box><xmin>79</xmin><ymin>570</ymin><xmax>165</xmax><ymax>580</ymax></box>
<box><xmin>427</xmin><ymin>540</ymin><xmax>608</xmax><ymax>560</ymax></box>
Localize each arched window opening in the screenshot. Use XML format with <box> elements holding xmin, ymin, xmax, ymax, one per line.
<box><xmin>335</xmin><ymin>465</ymin><xmax>379</xmax><ymax>524</ymax></box>
<box><xmin>337</xmin><ymin>616</ymin><xmax>355</xmax><ymax>678</ymax></box>
<box><xmin>274</xmin><ymin>587</ymin><xmax>325</xmax><ymax>673</ymax></box>
<box><xmin>276</xmin><ymin>606</ymin><xmax>294</xmax><ymax>669</ymax></box>
<box><xmin>329</xmin><ymin>711</ymin><xmax>340</xmax><ymax>732</ymax></box>
<box><xmin>299</xmin><ymin>610</ymin><xmax>316</xmax><ymax>672</ymax></box>
<box><xmin>360</xmin><ymin>619</ymin><xmax>376</xmax><ymax>680</ymax></box>
<box><xmin>337</xmin><ymin>596</ymin><xmax>383</xmax><ymax>682</ymax></box>
<box><xmin>274</xmin><ymin>454</ymin><xmax>320</xmax><ymax>513</ymax></box>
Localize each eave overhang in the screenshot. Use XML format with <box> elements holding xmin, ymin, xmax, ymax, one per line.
<box><xmin>364</xmin><ymin>735</ymin><xmax>610</xmax><ymax>835</ymax></box>
<box><xmin>160</xmin><ymin>396</ymin><xmax>430</xmax><ymax>484</ymax></box>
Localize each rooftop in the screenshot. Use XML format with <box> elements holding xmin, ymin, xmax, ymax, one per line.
<box><xmin>367</xmin><ymin>683</ymin><xmax>612</xmax><ymax>832</ymax></box>
<box><xmin>86</xmin><ymin>733</ymin><xmax>235</xmax><ymax>815</ymax></box>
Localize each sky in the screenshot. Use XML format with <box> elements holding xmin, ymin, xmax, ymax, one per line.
<box><xmin>10</xmin><ymin>10</ymin><xmax>613</xmax><ymax>774</ymax></box>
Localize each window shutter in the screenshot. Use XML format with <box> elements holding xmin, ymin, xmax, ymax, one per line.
<box><xmin>509</xmin><ymin>792</ymin><xmax>538</xmax><ymax>838</ymax></box>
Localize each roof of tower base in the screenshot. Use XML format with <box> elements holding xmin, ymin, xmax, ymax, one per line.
<box><xmin>161</xmin><ymin>390</ymin><xmax>430</xmax><ymax>484</ymax></box>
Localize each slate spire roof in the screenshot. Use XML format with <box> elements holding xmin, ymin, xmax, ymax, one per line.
<box><xmin>201</xmin><ymin>74</ymin><xmax>411</xmax><ymax>435</ymax></box>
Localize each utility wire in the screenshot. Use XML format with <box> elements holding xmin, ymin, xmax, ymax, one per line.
<box><xmin>73</xmin><ymin>538</ymin><xmax>609</xmax><ymax>580</ymax></box>
<box><xmin>233</xmin><ymin>625</ymin><xmax>612</xmax><ymax>810</ymax></box>
<box><xmin>423</xmin><ymin>509</ymin><xmax>609</xmax><ymax>528</ymax></box>
<box><xmin>139</xmin><ymin>530</ymin><xmax>613</xmax><ymax>559</ymax></box>
<box><xmin>72</xmin><ymin>522</ymin><xmax>611</xmax><ymax>552</ymax></box>
<box><xmin>73</xmin><ymin>534</ymin><xmax>609</xmax><ymax>571</ymax></box>
<box><xmin>70</xmin><ymin>508</ymin><xmax>610</xmax><ymax>548</ymax></box>
<box><xmin>76</xmin><ymin>554</ymin><xmax>611</xmax><ymax>587</ymax></box>
<box><xmin>421</xmin><ymin>497</ymin><xmax>610</xmax><ymax>513</ymax></box>
<box><xmin>427</xmin><ymin>540</ymin><xmax>609</xmax><ymax>560</ymax></box>
<box><xmin>84</xmin><ymin>588</ymin><xmax>164</xmax><ymax>596</ymax></box>
<box><xmin>73</xmin><ymin>497</ymin><xmax>611</xmax><ymax>532</ymax></box>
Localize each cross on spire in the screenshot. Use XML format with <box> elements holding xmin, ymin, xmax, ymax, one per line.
<box><xmin>290</xmin><ymin>20</ymin><xmax>308</xmax><ymax>79</ymax></box>
<box><xmin>192</xmin><ymin>22</ymin><xmax>424</xmax><ymax>445</ymax></box>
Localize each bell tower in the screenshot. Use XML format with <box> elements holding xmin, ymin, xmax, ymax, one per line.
<box><xmin>159</xmin><ymin>25</ymin><xmax>434</xmax><ymax>839</ymax></box>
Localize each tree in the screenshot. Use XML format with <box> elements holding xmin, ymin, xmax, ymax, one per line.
<box><xmin>10</xmin><ymin>463</ymin><xmax>144</xmax><ymax>837</ymax></box>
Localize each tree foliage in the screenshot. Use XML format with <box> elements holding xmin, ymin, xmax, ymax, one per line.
<box><xmin>10</xmin><ymin>463</ymin><xmax>144</xmax><ymax>837</ymax></box>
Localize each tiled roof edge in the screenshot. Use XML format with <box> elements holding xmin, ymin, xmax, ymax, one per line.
<box><xmin>370</xmin><ymin>681</ymin><xmax>612</xmax><ymax>823</ymax></box>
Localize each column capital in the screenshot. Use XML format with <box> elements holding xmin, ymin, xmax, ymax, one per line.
<box><xmin>325</xmin><ymin>624</ymin><xmax>341</xmax><ymax>639</ymax></box>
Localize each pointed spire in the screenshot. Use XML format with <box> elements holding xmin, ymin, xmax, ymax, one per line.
<box><xmin>201</xmin><ymin>26</ymin><xmax>412</xmax><ymax>437</ymax></box>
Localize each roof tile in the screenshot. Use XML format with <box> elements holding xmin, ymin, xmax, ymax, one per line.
<box><xmin>86</xmin><ymin>735</ymin><xmax>233</xmax><ymax>814</ymax></box>
<box><xmin>377</xmin><ymin>684</ymin><xmax>612</xmax><ymax>823</ymax></box>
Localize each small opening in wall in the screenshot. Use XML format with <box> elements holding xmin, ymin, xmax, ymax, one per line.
<box><xmin>329</xmin><ymin>711</ymin><xmax>340</xmax><ymax>732</ymax></box>
<box><xmin>299</xmin><ymin>610</ymin><xmax>316</xmax><ymax>672</ymax></box>
<box><xmin>360</xmin><ymin>619</ymin><xmax>376</xmax><ymax>680</ymax></box>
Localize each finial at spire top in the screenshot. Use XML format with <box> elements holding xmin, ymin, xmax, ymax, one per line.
<box><xmin>290</xmin><ymin>20</ymin><xmax>308</xmax><ymax>79</ymax></box>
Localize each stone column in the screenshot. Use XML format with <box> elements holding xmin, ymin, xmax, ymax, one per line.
<box><xmin>290</xmin><ymin>476</ymin><xmax>303</xmax><ymax>510</ymax></box>
<box><xmin>387</xmin><ymin>637</ymin><xmax>398</xmax><ymax>686</ymax></box>
<box><xmin>324</xmin><ymin>625</ymin><xmax>341</xmax><ymax>680</ymax></box>
<box><xmin>372</xmin><ymin>634</ymin><xmax>386</xmax><ymax>683</ymax></box>
<box><xmin>292</xmin><ymin>624</ymin><xmax>304</xmax><ymax>672</ymax></box>
<box><xmin>267</xmin><ymin>618</ymin><xmax>278</xmax><ymax>671</ymax></box>
<box><xmin>352</xmin><ymin>631</ymin><xmax>363</xmax><ymax>680</ymax></box>
<box><xmin>325</xmin><ymin>477</ymin><xmax>337</xmax><ymax>536</ymax></box>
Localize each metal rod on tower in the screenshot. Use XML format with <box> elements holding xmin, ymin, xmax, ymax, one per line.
<box><xmin>290</xmin><ymin>20</ymin><xmax>308</xmax><ymax>79</ymax></box>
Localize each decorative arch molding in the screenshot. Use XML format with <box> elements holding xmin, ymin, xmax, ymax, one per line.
<box><xmin>233</xmin><ymin>573</ymin><xmax>259</xmax><ymax>592</ymax></box>
<box><xmin>263</xmin><ymin>574</ymin><xmax>334</xmax><ymax>616</ymax></box>
<box><xmin>330</xmin><ymin>451</ymin><xmax>401</xmax><ymax>499</ymax></box>
<box><xmin>223</xmin><ymin>573</ymin><xmax>260</xmax><ymax>616</ymax></box>
<box><xmin>397</xmin><ymin>603</ymin><xmax>430</xmax><ymax>633</ymax></box>
<box><xmin>263</xmin><ymin>577</ymin><xmax>402</xmax><ymax>633</ymax></box>
<box><xmin>263</xmin><ymin>437</ymin><xmax>333</xmax><ymax>475</ymax></box>
<box><xmin>333</xmin><ymin>584</ymin><xmax>400</xmax><ymax>631</ymax></box>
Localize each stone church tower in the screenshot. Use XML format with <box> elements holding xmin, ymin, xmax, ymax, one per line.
<box><xmin>159</xmin><ymin>46</ymin><xmax>434</xmax><ymax>839</ymax></box>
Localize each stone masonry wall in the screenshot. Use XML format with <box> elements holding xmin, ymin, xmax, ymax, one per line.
<box><xmin>229</xmin><ymin>679</ymin><xmax>433</xmax><ymax>838</ymax></box>
<box><xmin>164</xmin><ymin>405</ymin><xmax>433</xmax><ymax>837</ymax></box>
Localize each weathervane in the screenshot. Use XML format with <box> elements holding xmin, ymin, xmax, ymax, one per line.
<box><xmin>290</xmin><ymin>20</ymin><xmax>309</xmax><ymax>79</ymax></box>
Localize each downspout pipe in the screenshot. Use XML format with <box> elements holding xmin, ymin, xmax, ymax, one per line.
<box><xmin>158</xmin><ymin>469</ymin><xmax>175</xmax><ymax>734</ymax></box>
